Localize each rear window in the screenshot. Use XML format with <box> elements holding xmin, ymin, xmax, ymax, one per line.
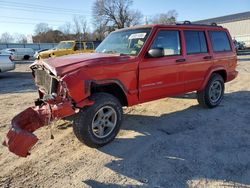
<box><xmin>209</xmin><ymin>31</ymin><xmax>231</xmax><ymax>52</ymax></box>
<box><xmin>184</xmin><ymin>31</ymin><xmax>207</xmax><ymax>54</ymax></box>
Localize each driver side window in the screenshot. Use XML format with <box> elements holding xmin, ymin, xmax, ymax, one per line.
<box><xmin>151</xmin><ymin>30</ymin><xmax>181</xmax><ymax>56</ymax></box>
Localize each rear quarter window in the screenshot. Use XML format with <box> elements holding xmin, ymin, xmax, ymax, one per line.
<box><xmin>209</xmin><ymin>31</ymin><xmax>231</xmax><ymax>52</ymax></box>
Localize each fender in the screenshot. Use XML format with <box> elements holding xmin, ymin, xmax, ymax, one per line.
<box><xmin>89</xmin><ymin>79</ymin><xmax>139</xmax><ymax>106</ymax></box>
<box><xmin>91</xmin><ymin>79</ymin><xmax>128</xmax><ymax>93</ymax></box>
<box><xmin>199</xmin><ymin>65</ymin><xmax>227</xmax><ymax>91</ymax></box>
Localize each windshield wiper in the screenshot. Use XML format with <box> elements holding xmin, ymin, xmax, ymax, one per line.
<box><xmin>103</xmin><ymin>50</ymin><xmax>119</xmax><ymax>54</ymax></box>
<box><xmin>102</xmin><ymin>50</ymin><xmax>130</xmax><ymax>56</ymax></box>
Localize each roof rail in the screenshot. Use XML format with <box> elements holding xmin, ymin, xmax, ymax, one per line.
<box><xmin>183</xmin><ymin>20</ymin><xmax>192</xmax><ymax>25</ymax></box>
<box><xmin>176</xmin><ymin>21</ymin><xmax>222</xmax><ymax>27</ymax></box>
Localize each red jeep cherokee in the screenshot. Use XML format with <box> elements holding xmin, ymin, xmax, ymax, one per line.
<box><xmin>4</xmin><ymin>23</ymin><xmax>238</xmax><ymax>157</ymax></box>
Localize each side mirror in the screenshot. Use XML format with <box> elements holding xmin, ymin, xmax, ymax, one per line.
<box><xmin>147</xmin><ymin>48</ymin><xmax>164</xmax><ymax>58</ymax></box>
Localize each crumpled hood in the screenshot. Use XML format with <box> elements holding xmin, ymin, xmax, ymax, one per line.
<box><xmin>33</xmin><ymin>53</ymin><xmax>134</xmax><ymax>76</ymax></box>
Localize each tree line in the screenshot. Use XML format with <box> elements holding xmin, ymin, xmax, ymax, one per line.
<box><xmin>0</xmin><ymin>0</ymin><xmax>177</xmax><ymax>43</ymax></box>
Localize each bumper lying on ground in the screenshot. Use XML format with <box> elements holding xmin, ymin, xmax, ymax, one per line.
<box><xmin>3</xmin><ymin>102</ymin><xmax>76</xmax><ymax>157</ymax></box>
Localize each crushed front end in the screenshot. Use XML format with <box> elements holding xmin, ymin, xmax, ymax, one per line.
<box><xmin>3</xmin><ymin>62</ymin><xmax>92</xmax><ymax>157</ymax></box>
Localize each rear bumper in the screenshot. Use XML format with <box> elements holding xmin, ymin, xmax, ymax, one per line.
<box><xmin>227</xmin><ymin>70</ymin><xmax>238</xmax><ymax>82</ymax></box>
<box><xmin>3</xmin><ymin>101</ymin><xmax>76</xmax><ymax>157</ymax></box>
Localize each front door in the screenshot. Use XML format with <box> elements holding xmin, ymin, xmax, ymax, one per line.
<box><xmin>139</xmin><ymin>29</ymin><xmax>185</xmax><ymax>102</ymax></box>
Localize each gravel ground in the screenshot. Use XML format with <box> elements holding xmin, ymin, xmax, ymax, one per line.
<box><xmin>0</xmin><ymin>56</ymin><xmax>250</xmax><ymax>188</ymax></box>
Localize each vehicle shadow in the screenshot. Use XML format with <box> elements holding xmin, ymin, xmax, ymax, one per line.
<box><xmin>172</xmin><ymin>92</ymin><xmax>197</xmax><ymax>99</ymax></box>
<box><xmin>83</xmin><ymin>91</ymin><xmax>250</xmax><ymax>187</ymax></box>
<box><xmin>0</xmin><ymin>71</ymin><xmax>36</xmax><ymax>94</ymax></box>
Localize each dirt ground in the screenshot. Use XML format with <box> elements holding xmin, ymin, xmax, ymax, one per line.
<box><xmin>0</xmin><ymin>56</ymin><xmax>250</xmax><ymax>188</ymax></box>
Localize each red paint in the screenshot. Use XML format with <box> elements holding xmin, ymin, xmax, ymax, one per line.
<box><xmin>3</xmin><ymin>101</ymin><xmax>76</xmax><ymax>157</ymax></box>
<box><xmin>3</xmin><ymin>24</ymin><xmax>238</xmax><ymax>157</ymax></box>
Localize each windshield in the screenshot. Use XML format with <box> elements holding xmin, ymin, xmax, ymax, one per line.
<box><xmin>55</xmin><ymin>41</ymin><xmax>74</xmax><ymax>49</ymax></box>
<box><xmin>96</xmin><ymin>28</ymin><xmax>151</xmax><ymax>56</ymax></box>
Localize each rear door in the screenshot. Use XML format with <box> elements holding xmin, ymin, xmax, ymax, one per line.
<box><xmin>139</xmin><ymin>29</ymin><xmax>185</xmax><ymax>102</ymax></box>
<box><xmin>182</xmin><ymin>30</ymin><xmax>213</xmax><ymax>92</ymax></box>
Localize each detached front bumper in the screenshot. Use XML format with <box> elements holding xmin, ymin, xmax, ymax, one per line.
<box><xmin>3</xmin><ymin>102</ymin><xmax>76</xmax><ymax>157</ymax></box>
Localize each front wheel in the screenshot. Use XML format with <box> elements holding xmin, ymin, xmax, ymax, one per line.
<box><xmin>197</xmin><ymin>73</ymin><xmax>225</xmax><ymax>108</ymax></box>
<box><xmin>73</xmin><ymin>92</ymin><xmax>123</xmax><ymax>147</ymax></box>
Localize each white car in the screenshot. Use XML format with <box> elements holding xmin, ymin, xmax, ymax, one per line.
<box><xmin>0</xmin><ymin>54</ymin><xmax>15</xmax><ymax>73</ymax></box>
<box><xmin>0</xmin><ymin>48</ymin><xmax>34</xmax><ymax>60</ymax></box>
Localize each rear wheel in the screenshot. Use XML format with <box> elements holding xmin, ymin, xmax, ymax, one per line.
<box><xmin>73</xmin><ymin>92</ymin><xmax>123</xmax><ymax>147</ymax></box>
<box><xmin>23</xmin><ymin>55</ymin><xmax>30</xmax><ymax>60</ymax></box>
<box><xmin>197</xmin><ymin>73</ymin><xmax>224</xmax><ymax>108</ymax></box>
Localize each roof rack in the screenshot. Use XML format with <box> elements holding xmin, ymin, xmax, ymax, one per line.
<box><xmin>176</xmin><ymin>20</ymin><xmax>222</xmax><ymax>27</ymax></box>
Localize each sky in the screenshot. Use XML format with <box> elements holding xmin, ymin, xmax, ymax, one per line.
<box><xmin>0</xmin><ymin>0</ymin><xmax>249</xmax><ymax>35</ymax></box>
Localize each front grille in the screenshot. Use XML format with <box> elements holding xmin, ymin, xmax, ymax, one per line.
<box><xmin>34</xmin><ymin>69</ymin><xmax>58</xmax><ymax>94</ymax></box>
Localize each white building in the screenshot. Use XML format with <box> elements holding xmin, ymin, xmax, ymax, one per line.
<box><xmin>195</xmin><ymin>12</ymin><xmax>250</xmax><ymax>47</ymax></box>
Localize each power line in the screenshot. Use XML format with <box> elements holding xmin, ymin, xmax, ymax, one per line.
<box><xmin>0</xmin><ymin>5</ymin><xmax>90</xmax><ymax>16</ymax></box>
<box><xmin>0</xmin><ymin>0</ymin><xmax>91</xmax><ymax>14</ymax></box>
<box><xmin>0</xmin><ymin>15</ymin><xmax>70</xmax><ymax>23</ymax></box>
<box><xmin>0</xmin><ymin>20</ymin><xmax>60</xmax><ymax>27</ymax></box>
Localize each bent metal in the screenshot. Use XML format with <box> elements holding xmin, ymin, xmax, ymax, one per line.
<box><xmin>3</xmin><ymin>23</ymin><xmax>238</xmax><ymax>157</ymax></box>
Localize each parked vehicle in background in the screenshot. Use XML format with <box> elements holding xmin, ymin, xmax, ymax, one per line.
<box><xmin>37</xmin><ymin>41</ymin><xmax>95</xmax><ymax>59</ymax></box>
<box><xmin>0</xmin><ymin>48</ymin><xmax>34</xmax><ymax>60</ymax></box>
<box><xmin>0</xmin><ymin>54</ymin><xmax>15</xmax><ymax>73</ymax></box>
<box><xmin>233</xmin><ymin>39</ymin><xmax>246</xmax><ymax>51</ymax></box>
<box><xmin>3</xmin><ymin>23</ymin><xmax>238</xmax><ymax>157</ymax></box>
<box><xmin>33</xmin><ymin>49</ymin><xmax>49</xmax><ymax>59</ymax></box>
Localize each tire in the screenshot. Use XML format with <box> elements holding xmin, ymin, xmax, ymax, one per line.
<box><xmin>73</xmin><ymin>92</ymin><xmax>123</xmax><ymax>148</ymax></box>
<box><xmin>197</xmin><ymin>73</ymin><xmax>224</xmax><ymax>108</ymax></box>
<box><xmin>23</xmin><ymin>55</ymin><xmax>30</xmax><ymax>60</ymax></box>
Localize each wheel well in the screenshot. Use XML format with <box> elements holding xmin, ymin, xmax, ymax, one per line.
<box><xmin>213</xmin><ymin>70</ymin><xmax>227</xmax><ymax>81</ymax></box>
<box><xmin>91</xmin><ymin>83</ymin><xmax>128</xmax><ymax>107</ymax></box>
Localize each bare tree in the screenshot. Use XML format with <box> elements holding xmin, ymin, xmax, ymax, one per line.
<box><xmin>73</xmin><ymin>16</ymin><xmax>89</xmax><ymax>40</ymax></box>
<box><xmin>59</xmin><ymin>22</ymin><xmax>72</xmax><ymax>35</ymax></box>
<box><xmin>150</xmin><ymin>10</ymin><xmax>178</xmax><ymax>24</ymax></box>
<box><xmin>92</xmin><ymin>0</ymin><xmax>142</xmax><ymax>30</ymax></box>
<box><xmin>34</xmin><ymin>23</ymin><xmax>51</xmax><ymax>35</ymax></box>
<box><xmin>0</xmin><ymin>32</ymin><xmax>14</xmax><ymax>43</ymax></box>
<box><xmin>13</xmin><ymin>33</ymin><xmax>27</xmax><ymax>43</ymax></box>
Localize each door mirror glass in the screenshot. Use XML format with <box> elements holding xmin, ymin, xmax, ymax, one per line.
<box><xmin>147</xmin><ymin>48</ymin><xmax>164</xmax><ymax>58</ymax></box>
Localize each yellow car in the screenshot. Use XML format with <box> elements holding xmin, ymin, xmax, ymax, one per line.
<box><xmin>37</xmin><ymin>40</ymin><xmax>95</xmax><ymax>59</ymax></box>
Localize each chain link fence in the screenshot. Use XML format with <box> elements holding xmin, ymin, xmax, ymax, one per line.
<box><xmin>0</xmin><ymin>43</ymin><xmax>58</xmax><ymax>51</ymax></box>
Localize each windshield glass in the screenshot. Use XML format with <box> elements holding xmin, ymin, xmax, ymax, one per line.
<box><xmin>96</xmin><ymin>28</ymin><xmax>151</xmax><ymax>56</ymax></box>
<box><xmin>55</xmin><ymin>41</ymin><xmax>74</xmax><ymax>49</ymax></box>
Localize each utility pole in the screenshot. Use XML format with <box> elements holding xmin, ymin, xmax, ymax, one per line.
<box><xmin>145</xmin><ymin>16</ymin><xmax>148</xmax><ymax>25</ymax></box>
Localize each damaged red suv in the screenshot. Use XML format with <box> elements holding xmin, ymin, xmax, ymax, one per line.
<box><xmin>4</xmin><ymin>23</ymin><xmax>238</xmax><ymax>157</ymax></box>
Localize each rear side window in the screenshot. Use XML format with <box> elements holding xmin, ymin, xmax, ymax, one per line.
<box><xmin>184</xmin><ymin>31</ymin><xmax>207</xmax><ymax>54</ymax></box>
<box><xmin>209</xmin><ymin>31</ymin><xmax>231</xmax><ymax>52</ymax></box>
<box><xmin>75</xmin><ymin>42</ymin><xmax>83</xmax><ymax>50</ymax></box>
<box><xmin>85</xmin><ymin>42</ymin><xmax>94</xmax><ymax>50</ymax></box>
<box><xmin>150</xmin><ymin>30</ymin><xmax>181</xmax><ymax>56</ymax></box>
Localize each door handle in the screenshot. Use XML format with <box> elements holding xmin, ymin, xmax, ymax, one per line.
<box><xmin>176</xmin><ymin>58</ymin><xmax>186</xmax><ymax>62</ymax></box>
<box><xmin>203</xmin><ymin>56</ymin><xmax>212</xmax><ymax>60</ymax></box>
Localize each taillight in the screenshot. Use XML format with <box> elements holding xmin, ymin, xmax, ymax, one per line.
<box><xmin>9</xmin><ymin>55</ymin><xmax>13</xmax><ymax>61</ymax></box>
